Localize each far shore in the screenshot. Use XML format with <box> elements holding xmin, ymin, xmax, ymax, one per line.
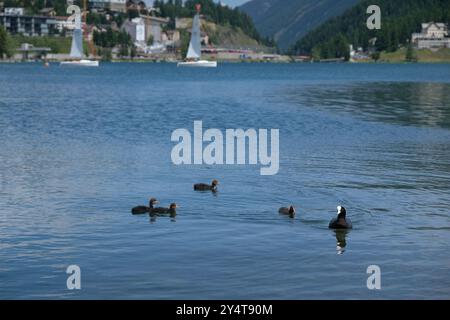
<box><xmin>2</xmin><ymin>48</ymin><xmax>450</xmax><ymax>64</ymax></box>
<box><xmin>2</xmin><ymin>47</ymin><xmax>450</xmax><ymax>64</ymax></box>
<box><xmin>1</xmin><ymin>59</ymin><xmax>450</xmax><ymax>64</ymax></box>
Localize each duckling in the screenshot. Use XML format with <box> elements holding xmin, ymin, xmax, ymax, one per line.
<box><xmin>329</xmin><ymin>206</ymin><xmax>352</xmax><ymax>229</ymax></box>
<box><xmin>194</xmin><ymin>179</ymin><xmax>219</xmax><ymax>192</ymax></box>
<box><xmin>149</xmin><ymin>203</ymin><xmax>178</xmax><ymax>216</ymax></box>
<box><xmin>131</xmin><ymin>198</ymin><xmax>158</xmax><ymax>215</ymax></box>
<box><xmin>278</xmin><ymin>205</ymin><xmax>296</xmax><ymax>218</ymax></box>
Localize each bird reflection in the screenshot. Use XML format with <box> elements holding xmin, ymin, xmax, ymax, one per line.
<box><xmin>149</xmin><ymin>212</ymin><xmax>177</xmax><ymax>223</ymax></box>
<box><xmin>334</xmin><ymin>230</ymin><xmax>349</xmax><ymax>255</ymax></box>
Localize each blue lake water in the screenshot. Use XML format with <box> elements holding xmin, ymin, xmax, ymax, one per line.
<box><xmin>0</xmin><ymin>63</ymin><xmax>449</xmax><ymax>299</ymax></box>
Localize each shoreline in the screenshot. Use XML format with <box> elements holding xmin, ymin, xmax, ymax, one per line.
<box><xmin>2</xmin><ymin>59</ymin><xmax>450</xmax><ymax>64</ymax></box>
<box><xmin>2</xmin><ymin>48</ymin><xmax>450</xmax><ymax>64</ymax></box>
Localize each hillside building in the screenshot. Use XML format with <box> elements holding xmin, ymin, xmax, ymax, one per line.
<box><xmin>0</xmin><ymin>8</ymin><xmax>57</xmax><ymax>36</ymax></box>
<box><xmin>89</xmin><ymin>0</ymin><xmax>127</xmax><ymax>13</ymax></box>
<box><xmin>411</xmin><ymin>22</ymin><xmax>450</xmax><ymax>49</ymax></box>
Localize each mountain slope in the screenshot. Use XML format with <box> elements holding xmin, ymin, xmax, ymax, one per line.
<box><xmin>239</xmin><ymin>0</ymin><xmax>359</xmax><ymax>50</ymax></box>
<box><xmin>292</xmin><ymin>0</ymin><xmax>450</xmax><ymax>58</ymax></box>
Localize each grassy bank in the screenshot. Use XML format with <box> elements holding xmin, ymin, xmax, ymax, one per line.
<box><xmin>380</xmin><ymin>48</ymin><xmax>450</xmax><ymax>63</ymax></box>
<box><xmin>180</xmin><ymin>18</ymin><xmax>273</xmax><ymax>52</ymax></box>
<box><xmin>9</xmin><ymin>35</ymin><xmax>72</xmax><ymax>54</ymax></box>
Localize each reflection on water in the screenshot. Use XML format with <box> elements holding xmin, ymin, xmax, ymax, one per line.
<box><xmin>335</xmin><ymin>230</ymin><xmax>349</xmax><ymax>255</ymax></box>
<box><xmin>150</xmin><ymin>212</ymin><xmax>177</xmax><ymax>224</ymax></box>
<box><xmin>288</xmin><ymin>82</ymin><xmax>450</xmax><ymax>128</ymax></box>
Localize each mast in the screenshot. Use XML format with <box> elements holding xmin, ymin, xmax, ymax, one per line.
<box><xmin>83</xmin><ymin>0</ymin><xmax>96</xmax><ymax>57</ymax></box>
<box><xmin>186</xmin><ymin>4</ymin><xmax>202</xmax><ymax>60</ymax></box>
<box><xmin>68</xmin><ymin>4</ymin><xmax>83</xmax><ymax>58</ymax></box>
<box><xmin>83</xmin><ymin>0</ymin><xmax>86</xmax><ymax>45</ymax></box>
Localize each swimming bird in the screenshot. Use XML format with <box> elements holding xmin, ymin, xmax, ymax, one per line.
<box><xmin>278</xmin><ymin>205</ymin><xmax>296</xmax><ymax>218</ymax></box>
<box><xmin>194</xmin><ymin>180</ymin><xmax>219</xmax><ymax>192</ymax></box>
<box><xmin>149</xmin><ymin>203</ymin><xmax>178</xmax><ymax>216</ymax></box>
<box><xmin>329</xmin><ymin>206</ymin><xmax>352</xmax><ymax>229</ymax></box>
<box><xmin>131</xmin><ymin>198</ymin><xmax>158</xmax><ymax>215</ymax></box>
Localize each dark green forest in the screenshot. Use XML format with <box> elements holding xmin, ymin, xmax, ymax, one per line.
<box><xmin>291</xmin><ymin>0</ymin><xmax>450</xmax><ymax>59</ymax></box>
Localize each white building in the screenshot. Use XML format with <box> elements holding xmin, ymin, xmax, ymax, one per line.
<box><xmin>4</xmin><ymin>7</ymin><xmax>24</xmax><ymax>15</ymax></box>
<box><xmin>411</xmin><ymin>22</ymin><xmax>450</xmax><ymax>49</ymax></box>
<box><xmin>122</xmin><ymin>17</ymin><xmax>146</xmax><ymax>43</ymax></box>
<box><xmin>121</xmin><ymin>15</ymin><xmax>169</xmax><ymax>53</ymax></box>
<box><xmin>89</xmin><ymin>0</ymin><xmax>126</xmax><ymax>13</ymax></box>
<box><xmin>0</xmin><ymin>11</ymin><xmax>57</xmax><ymax>36</ymax></box>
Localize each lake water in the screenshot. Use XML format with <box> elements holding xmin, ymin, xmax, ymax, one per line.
<box><xmin>0</xmin><ymin>63</ymin><xmax>449</xmax><ymax>299</ymax></box>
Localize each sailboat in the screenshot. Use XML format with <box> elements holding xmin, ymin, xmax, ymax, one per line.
<box><xmin>177</xmin><ymin>5</ymin><xmax>217</xmax><ymax>68</ymax></box>
<box><xmin>61</xmin><ymin>3</ymin><xmax>99</xmax><ymax>67</ymax></box>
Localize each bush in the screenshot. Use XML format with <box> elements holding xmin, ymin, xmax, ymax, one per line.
<box><xmin>405</xmin><ymin>44</ymin><xmax>418</xmax><ymax>62</ymax></box>
<box><xmin>371</xmin><ymin>51</ymin><xmax>380</xmax><ymax>61</ymax></box>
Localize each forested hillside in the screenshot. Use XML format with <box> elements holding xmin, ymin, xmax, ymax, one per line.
<box><xmin>239</xmin><ymin>0</ymin><xmax>359</xmax><ymax>50</ymax></box>
<box><xmin>291</xmin><ymin>0</ymin><xmax>450</xmax><ymax>59</ymax></box>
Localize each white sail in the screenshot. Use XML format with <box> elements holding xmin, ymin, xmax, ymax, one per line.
<box><xmin>70</xmin><ymin>28</ymin><xmax>84</xmax><ymax>59</ymax></box>
<box><xmin>61</xmin><ymin>4</ymin><xmax>98</xmax><ymax>66</ymax></box>
<box><xmin>177</xmin><ymin>5</ymin><xmax>216</xmax><ymax>68</ymax></box>
<box><xmin>67</xmin><ymin>5</ymin><xmax>84</xmax><ymax>59</ymax></box>
<box><xmin>186</xmin><ymin>13</ymin><xmax>201</xmax><ymax>59</ymax></box>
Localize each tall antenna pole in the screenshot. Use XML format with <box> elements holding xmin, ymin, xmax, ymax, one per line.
<box><xmin>83</xmin><ymin>0</ymin><xmax>96</xmax><ymax>57</ymax></box>
<box><xmin>83</xmin><ymin>0</ymin><xmax>87</xmax><ymax>39</ymax></box>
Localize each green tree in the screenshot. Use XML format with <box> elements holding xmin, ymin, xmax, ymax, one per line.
<box><xmin>128</xmin><ymin>9</ymin><xmax>140</xmax><ymax>20</ymax></box>
<box><xmin>101</xmin><ymin>48</ymin><xmax>112</xmax><ymax>61</ymax></box>
<box><xmin>119</xmin><ymin>44</ymin><xmax>129</xmax><ymax>57</ymax></box>
<box><xmin>405</xmin><ymin>44</ymin><xmax>417</xmax><ymax>62</ymax></box>
<box><xmin>0</xmin><ymin>26</ymin><xmax>12</xmax><ymax>59</ymax></box>
<box><xmin>371</xmin><ymin>51</ymin><xmax>380</xmax><ymax>61</ymax></box>
<box><xmin>333</xmin><ymin>34</ymin><xmax>350</xmax><ymax>60</ymax></box>
<box><xmin>130</xmin><ymin>45</ymin><xmax>137</xmax><ymax>59</ymax></box>
<box><xmin>179</xmin><ymin>29</ymin><xmax>190</xmax><ymax>59</ymax></box>
<box><xmin>311</xmin><ymin>46</ymin><xmax>321</xmax><ymax>61</ymax></box>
